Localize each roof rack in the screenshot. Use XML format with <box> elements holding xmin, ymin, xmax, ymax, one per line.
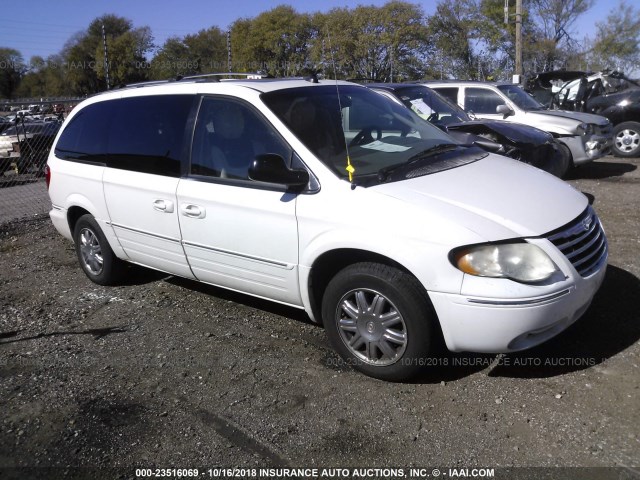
<box><xmin>117</xmin><ymin>79</ymin><xmax>174</xmax><ymax>89</ymax></box>
<box><xmin>116</xmin><ymin>72</ymin><xmax>273</xmax><ymax>90</ymax></box>
<box><xmin>177</xmin><ymin>72</ymin><xmax>273</xmax><ymax>82</ymax></box>
<box><xmin>115</xmin><ymin>71</ymin><xmax>334</xmax><ymax>92</ymax></box>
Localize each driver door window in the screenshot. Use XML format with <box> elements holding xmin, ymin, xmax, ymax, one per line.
<box><xmin>191</xmin><ymin>97</ymin><xmax>290</xmax><ymax>180</ymax></box>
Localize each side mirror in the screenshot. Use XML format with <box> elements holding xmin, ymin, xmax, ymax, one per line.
<box><xmin>496</xmin><ymin>104</ymin><xmax>514</xmax><ymax>118</ymax></box>
<box><xmin>248</xmin><ymin>153</ymin><xmax>309</xmax><ymax>188</ymax></box>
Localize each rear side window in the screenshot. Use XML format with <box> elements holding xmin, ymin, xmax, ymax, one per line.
<box><xmin>464</xmin><ymin>88</ymin><xmax>504</xmax><ymax>114</ymax></box>
<box><xmin>54</xmin><ymin>101</ymin><xmax>115</xmax><ymax>161</ymax></box>
<box><xmin>434</xmin><ymin>87</ymin><xmax>459</xmax><ymax>105</ymax></box>
<box><xmin>107</xmin><ymin>95</ymin><xmax>194</xmax><ymax>177</ymax></box>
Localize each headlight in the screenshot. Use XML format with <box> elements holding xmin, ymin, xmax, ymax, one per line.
<box><xmin>576</xmin><ymin>123</ymin><xmax>595</xmax><ymax>135</ymax></box>
<box><xmin>452</xmin><ymin>242</ymin><xmax>558</xmax><ymax>283</ymax></box>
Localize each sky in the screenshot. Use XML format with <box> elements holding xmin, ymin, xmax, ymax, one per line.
<box><xmin>0</xmin><ymin>0</ymin><xmax>614</xmax><ymax>66</ymax></box>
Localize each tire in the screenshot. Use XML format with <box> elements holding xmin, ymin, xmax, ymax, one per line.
<box><xmin>73</xmin><ymin>214</ymin><xmax>125</xmax><ymax>285</ymax></box>
<box><xmin>552</xmin><ymin>142</ymin><xmax>571</xmax><ymax>178</ymax></box>
<box><xmin>321</xmin><ymin>262</ymin><xmax>436</xmax><ymax>381</ymax></box>
<box><xmin>612</xmin><ymin>121</ymin><xmax>640</xmax><ymax>158</ymax></box>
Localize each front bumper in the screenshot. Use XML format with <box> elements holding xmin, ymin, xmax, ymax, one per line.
<box><xmin>429</xmin><ymin>262</ymin><xmax>607</xmax><ymax>353</ymax></box>
<box><xmin>560</xmin><ymin>133</ymin><xmax>612</xmax><ymax>165</ymax></box>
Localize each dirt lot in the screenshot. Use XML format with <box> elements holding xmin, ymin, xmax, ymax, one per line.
<box><xmin>0</xmin><ymin>155</ymin><xmax>639</xmax><ymax>479</ymax></box>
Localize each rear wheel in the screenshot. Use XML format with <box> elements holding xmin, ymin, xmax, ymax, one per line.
<box><xmin>612</xmin><ymin>121</ymin><xmax>640</xmax><ymax>158</ymax></box>
<box><xmin>322</xmin><ymin>262</ymin><xmax>436</xmax><ymax>381</ymax></box>
<box><xmin>73</xmin><ymin>214</ymin><xmax>125</xmax><ymax>285</ymax></box>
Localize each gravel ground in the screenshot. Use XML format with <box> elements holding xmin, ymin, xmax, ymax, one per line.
<box><xmin>0</xmin><ymin>177</ymin><xmax>49</xmax><ymax>224</ymax></box>
<box><xmin>0</xmin><ymin>155</ymin><xmax>639</xmax><ymax>479</ymax></box>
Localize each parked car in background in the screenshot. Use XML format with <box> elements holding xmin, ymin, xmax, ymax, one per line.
<box><xmin>527</xmin><ymin>70</ymin><xmax>640</xmax><ymax>158</ymax></box>
<box><xmin>367</xmin><ymin>83</ymin><xmax>570</xmax><ymax>177</ymax></box>
<box><xmin>427</xmin><ymin>80</ymin><xmax>613</xmax><ymax>170</ymax></box>
<box><xmin>0</xmin><ymin>121</ymin><xmax>62</xmax><ymax>175</ymax></box>
<box><xmin>46</xmin><ymin>76</ymin><xmax>607</xmax><ymax>381</ymax></box>
<box><xmin>0</xmin><ymin>116</ymin><xmax>11</xmax><ymax>135</ymax></box>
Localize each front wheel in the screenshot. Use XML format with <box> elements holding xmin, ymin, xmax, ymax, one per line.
<box><xmin>322</xmin><ymin>262</ymin><xmax>436</xmax><ymax>381</ymax></box>
<box><xmin>73</xmin><ymin>214</ymin><xmax>125</xmax><ymax>285</ymax></box>
<box><xmin>551</xmin><ymin>141</ymin><xmax>571</xmax><ymax>178</ymax></box>
<box><xmin>612</xmin><ymin>121</ymin><xmax>640</xmax><ymax>158</ymax></box>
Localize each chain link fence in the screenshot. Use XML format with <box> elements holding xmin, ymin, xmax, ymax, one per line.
<box><xmin>0</xmin><ymin>101</ymin><xmax>80</xmax><ymax>224</ymax></box>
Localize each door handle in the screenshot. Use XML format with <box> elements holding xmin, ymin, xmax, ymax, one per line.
<box><xmin>153</xmin><ymin>199</ymin><xmax>174</xmax><ymax>213</ymax></box>
<box><xmin>180</xmin><ymin>204</ymin><xmax>206</xmax><ymax>219</ymax></box>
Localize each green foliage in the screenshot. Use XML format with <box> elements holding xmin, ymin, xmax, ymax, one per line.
<box><xmin>230</xmin><ymin>5</ymin><xmax>315</xmax><ymax>76</ymax></box>
<box><xmin>5</xmin><ymin>1</ymin><xmax>636</xmax><ymax>98</ymax></box>
<box><xmin>150</xmin><ymin>27</ymin><xmax>228</xmax><ymax>80</ymax></box>
<box><xmin>0</xmin><ymin>48</ymin><xmax>25</xmax><ymax>98</ymax></box>
<box><xmin>426</xmin><ymin>0</ymin><xmax>477</xmax><ymax>79</ymax></box>
<box><xmin>588</xmin><ymin>1</ymin><xmax>640</xmax><ymax>73</ymax></box>
<box><xmin>315</xmin><ymin>1</ymin><xmax>432</xmax><ymax>81</ymax></box>
<box><xmin>95</xmin><ymin>27</ymin><xmax>154</xmax><ymax>87</ymax></box>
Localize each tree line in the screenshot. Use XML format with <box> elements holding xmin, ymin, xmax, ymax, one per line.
<box><xmin>1</xmin><ymin>0</ymin><xmax>639</xmax><ymax>99</ymax></box>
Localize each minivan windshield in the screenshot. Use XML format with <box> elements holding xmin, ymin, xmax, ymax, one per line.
<box><xmin>262</xmin><ymin>85</ymin><xmax>481</xmax><ymax>184</ymax></box>
<box><xmin>497</xmin><ymin>84</ymin><xmax>546</xmax><ymax>111</ymax></box>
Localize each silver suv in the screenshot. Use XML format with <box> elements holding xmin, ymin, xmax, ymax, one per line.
<box><xmin>426</xmin><ymin>81</ymin><xmax>612</xmax><ymax>167</ymax></box>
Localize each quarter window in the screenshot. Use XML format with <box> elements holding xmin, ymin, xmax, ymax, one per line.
<box><xmin>54</xmin><ymin>101</ymin><xmax>114</xmax><ymax>161</ymax></box>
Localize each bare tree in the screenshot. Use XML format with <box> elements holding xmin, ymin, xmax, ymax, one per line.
<box><xmin>526</xmin><ymin>0</ymin><xmax>594</xmax><ymax>70</ymax></box>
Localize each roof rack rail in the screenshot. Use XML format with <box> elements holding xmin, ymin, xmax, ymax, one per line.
<box><xmin>117</xmin><ymin>72</ymin><xmax>273</xmax><ymax>90</ymax></box>
<box><xmin>117</xmin><ymin>79</ymin><xmax>175</xmax><ymax>89</ymax></box>
<box><xmin>177</xmin><ymin>72</ymin><xmax>273</xmax><ymax>82</ymax></box>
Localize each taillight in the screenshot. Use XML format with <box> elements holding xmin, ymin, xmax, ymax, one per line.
<box><xmin>45</xmin><ymin>164</ymin><xmax>51</xmax><ymax>189</ymax></box>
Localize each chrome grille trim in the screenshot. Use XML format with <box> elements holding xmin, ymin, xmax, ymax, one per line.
<box><xmin>546</xmin><ymin>206</ymin><xmax>608</xmax><ymax>277</ymax></box>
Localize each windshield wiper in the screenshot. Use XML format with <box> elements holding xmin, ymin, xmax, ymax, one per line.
<box><xmin>377</xmin><ymin>143</ymin><xmax>459</xmax><ymax>182</ymax></box>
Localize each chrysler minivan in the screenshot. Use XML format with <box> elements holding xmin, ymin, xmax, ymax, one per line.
<box><xmin>46</xmin><ymin>76</ymin><xmax>608</xmax><ymax>380</ymax></box>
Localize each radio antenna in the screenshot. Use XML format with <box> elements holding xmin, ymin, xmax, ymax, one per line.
<box><xmin>325</xmin><ymin>27</ymin><xmax>355</xmax><ymax>184</ymax></box>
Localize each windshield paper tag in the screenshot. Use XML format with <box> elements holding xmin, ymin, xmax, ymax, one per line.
<box><xmin>360</xmin><ymin>140</ymin><xmax>412</xmax><ymax>153</ymax></box>
<box><xmin>409</xmin><ymin>99</ymin><xmax>433</xmax><ymax>118</ymax></box>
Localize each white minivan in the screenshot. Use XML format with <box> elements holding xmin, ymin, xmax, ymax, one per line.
<box><xmin>46</xmin><ymin>77</ymin><xmax>608</xmax><ymax>380</ymax></box>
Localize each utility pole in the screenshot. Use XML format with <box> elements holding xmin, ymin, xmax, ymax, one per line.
<box><xmin>227</xmin><ymin>30</ymin><xmax>232</xmax><ymax>73</ymax></box>
<box><xmin>515</xmin><ymin>0</ymin><xmax>522</xmax><ymax>77</ymax></box>
<box><xmin>505</xmin><ymin>0</ymin><xmax>523</xmax><ymax>82</ymax></box>
<box><xmin>102</xmin><ymin>23</ymin><xmax>111</xmax><ymax>90</ymax></box>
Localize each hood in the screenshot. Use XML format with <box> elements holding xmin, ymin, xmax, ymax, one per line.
<box><xmin>371</xmin><ymin>153</ymin><xmax>587</xmax><ymax>240</ymax></box>
<box><xmin>447</xmin><ymin>119</ymin><xmax>552</xmax><ymax>146</ymax></box>
<box><xmin>526</xmin><ymin>109</ymin><xmax>609</xmax><ymax>126</ymax></box>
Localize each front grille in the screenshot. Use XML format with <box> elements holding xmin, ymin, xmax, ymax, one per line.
<box><xmin>546</xmin><ymin>206</ymin><xmax>608</xmax><ymax>277</ymax></box>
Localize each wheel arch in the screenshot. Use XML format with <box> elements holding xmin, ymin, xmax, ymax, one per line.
<box><xmin>67</xmin><ymin>205</ymin><xmax>92</xmax><ymax>235</ymax></box>
<box><xmin>306</xmin><ymin>248</ymin><xmax>436</xmax><ymax>327</ymax></box>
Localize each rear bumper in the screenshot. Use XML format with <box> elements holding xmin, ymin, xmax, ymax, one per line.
<box><xmin>50</xmin><ymin>205</ymin><xmax>72</xmax><ymax>241</ymax></box>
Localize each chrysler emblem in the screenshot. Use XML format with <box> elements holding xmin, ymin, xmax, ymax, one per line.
<box><xmin>582</xmin><ymin>217</ymin><xmax>593</xmax><ymax>231</ymax></box>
